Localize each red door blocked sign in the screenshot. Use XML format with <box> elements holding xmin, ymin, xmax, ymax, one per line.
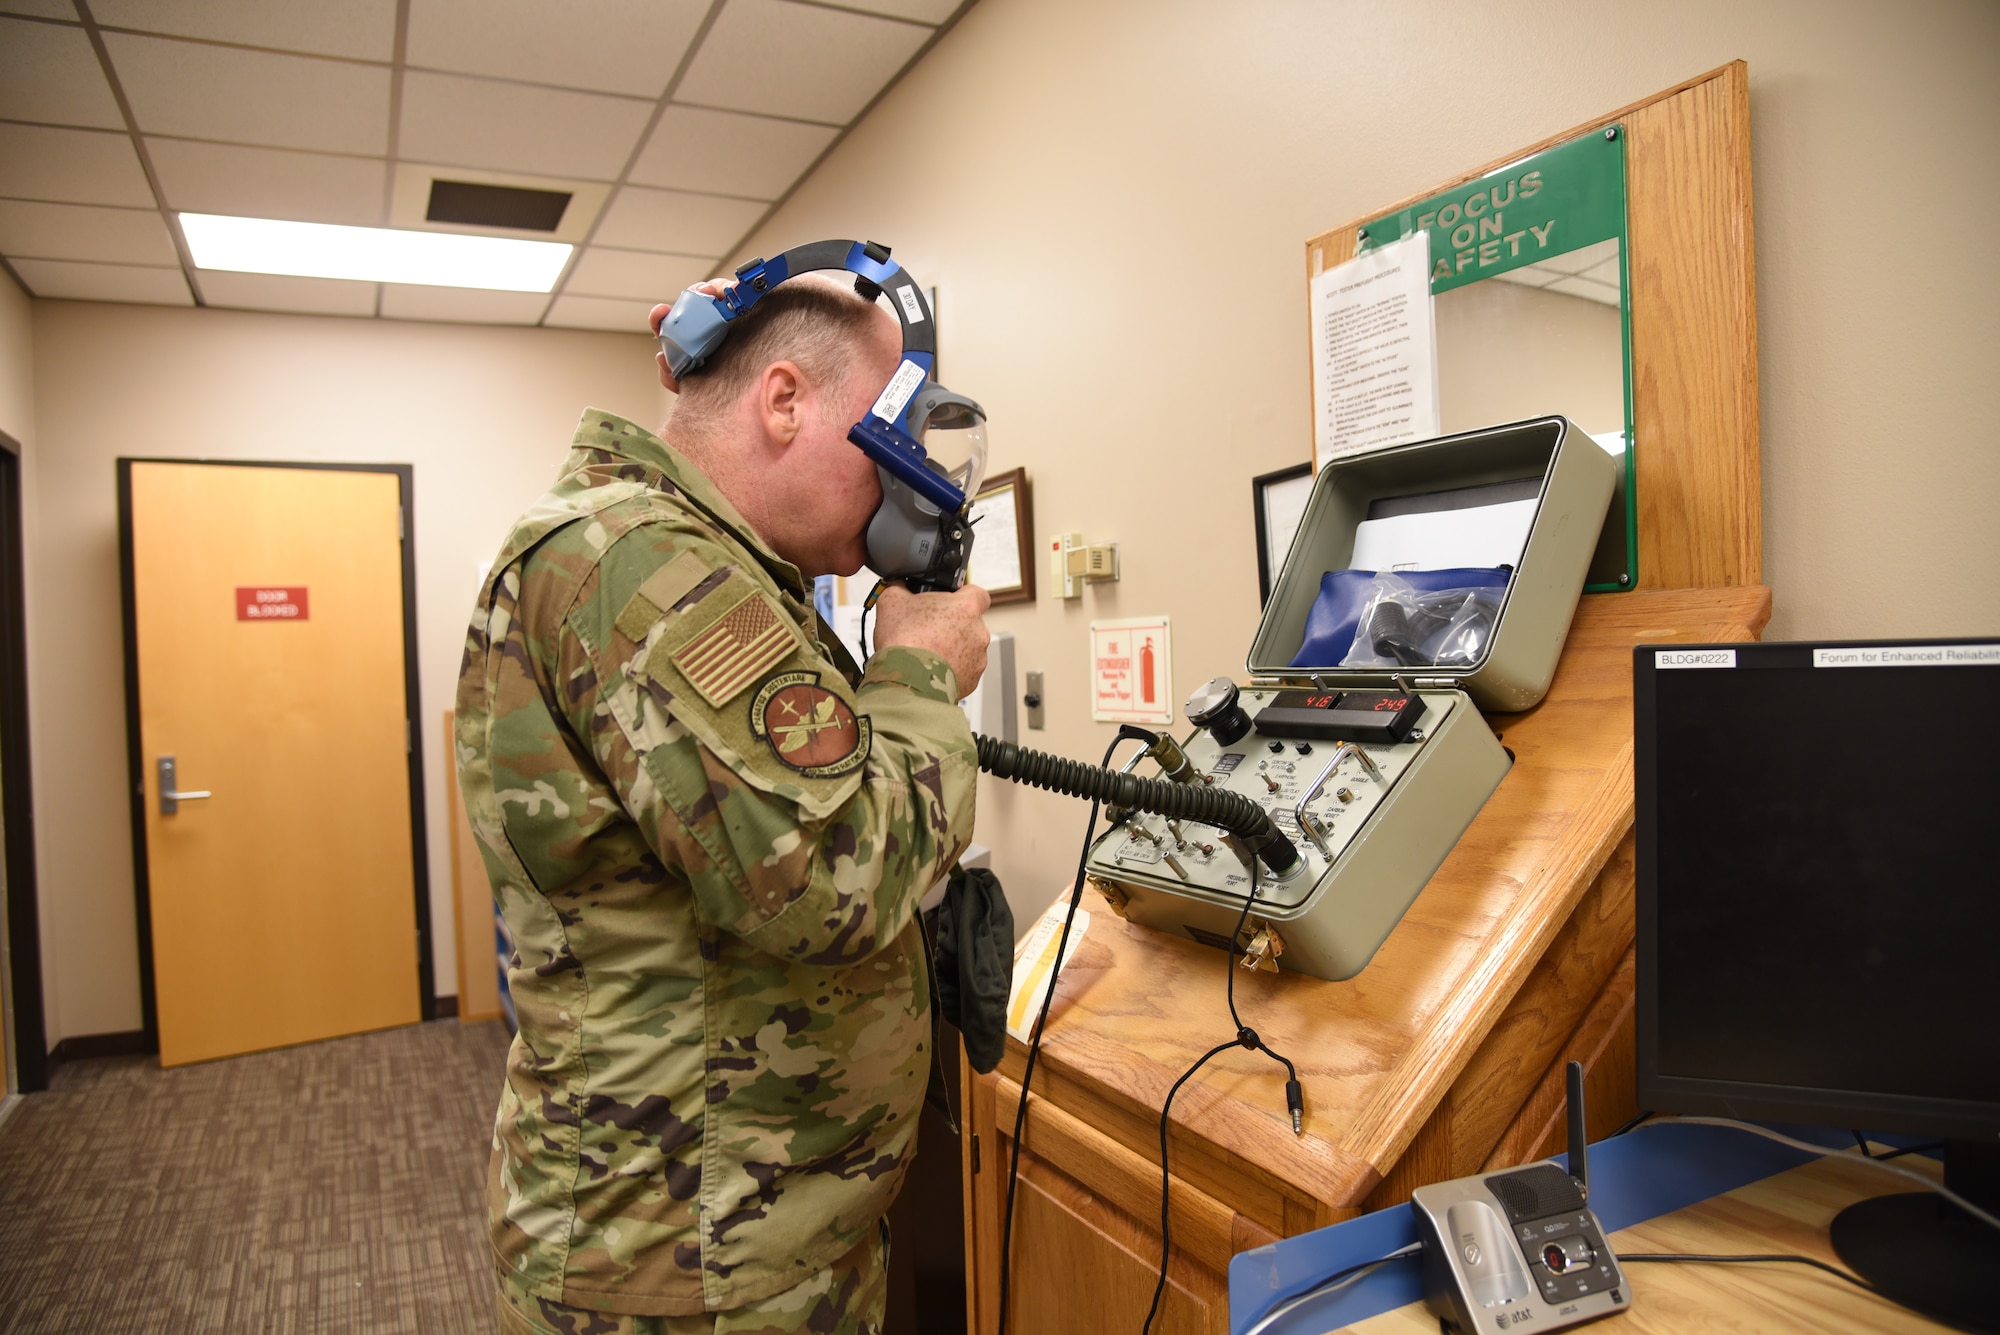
<box><xmin>237</xmin><ymin>587</ymin><xmax>309</xmax><ymax>620</ymax></box>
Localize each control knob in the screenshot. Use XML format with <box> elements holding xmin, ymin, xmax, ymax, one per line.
<box><xmin>1186</xmin><ymin>676</ymin><xmax>1252</xmax><ymax>747</ymax></box>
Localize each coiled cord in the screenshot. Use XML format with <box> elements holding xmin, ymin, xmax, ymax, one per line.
<box><xmin>973</xmin><ymin>734</ymin><xmax>1300</xmax><ymax>875</ymax></box>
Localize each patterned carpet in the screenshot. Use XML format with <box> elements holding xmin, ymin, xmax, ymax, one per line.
<box><xmin>0</xmin><ymin>1018</ymin><xmax>513</xmax><ymax>1334</ymax></box>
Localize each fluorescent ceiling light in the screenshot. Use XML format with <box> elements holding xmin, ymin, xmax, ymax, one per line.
<box><xmin>179</xmin><ymin>213</ymin><xmax>572</xmax><ymax>292</ymax></box>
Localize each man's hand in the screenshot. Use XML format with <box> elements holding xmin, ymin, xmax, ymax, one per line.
<box><xmin>872</xmin><ymin>583</ymin><xmax>992</xmax><ymax>699</ymax></box>
<box><xmin>652</xmin><ymin>279</ymin><xmax>735</xmax><ymax>393</ymax></box>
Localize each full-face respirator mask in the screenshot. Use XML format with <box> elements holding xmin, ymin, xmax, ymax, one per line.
<box><xmin>656</xmin><ymin>239</ymin><xmax>986</xmax><ymax>594</ymax></box>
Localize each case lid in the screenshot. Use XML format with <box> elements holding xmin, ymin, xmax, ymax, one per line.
<box><xmin>1247</xmin><ymin>416</ymin><xmax>1617</xmax><ymax>712</ymax></box>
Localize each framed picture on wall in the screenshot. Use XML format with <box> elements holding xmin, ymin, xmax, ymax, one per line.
<box><xmin>966</xmin><ymin>467</ymin><xmax>1034</xmax><ymax>605</ymax></box>
<box><xmin>1253</xmin><ymin>463</ymin><xmax>1314</xmax><ymax>604</ymax></box>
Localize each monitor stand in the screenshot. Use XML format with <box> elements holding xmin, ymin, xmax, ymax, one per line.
<box><xmin>1830</xmin><ymin>1140</ymin><xmax>2000</xmax><ymax>1333</ymax></box>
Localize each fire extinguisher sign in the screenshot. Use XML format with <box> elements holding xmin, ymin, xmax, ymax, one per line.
<box><xmin>1089</xmin><ymin>616</ymin><xmax>1173</xmax><ymax>725</ymax></box>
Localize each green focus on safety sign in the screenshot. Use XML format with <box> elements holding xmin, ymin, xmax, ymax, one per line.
<box><xmin>1359</xmin><ymin>126</ymin><xmax>1626</xmax><ymax>295</ymax></box>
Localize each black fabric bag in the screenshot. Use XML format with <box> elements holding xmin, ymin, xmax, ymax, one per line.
<box><xmin>935</xmin><ymin>864</ymin><xmax>1014</xmax><ymax>1074</ymax></box>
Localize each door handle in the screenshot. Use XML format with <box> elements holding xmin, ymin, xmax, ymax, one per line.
<box><xmin>158</xmin><ymin>755</ymin><xmax>212</xmax><ymax>815</ymax></box>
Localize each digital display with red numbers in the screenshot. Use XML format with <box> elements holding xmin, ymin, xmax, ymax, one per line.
<box><xmin>1343</xmin><ymin>691</ymin><xmax>1410</xmax><ymax>714</ymax></box>
<box><xmin>1254</xmin><ymin>689</ymin><xmax>1425</xmax><ymax>744</ymax></box>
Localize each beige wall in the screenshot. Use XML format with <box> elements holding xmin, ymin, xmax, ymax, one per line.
<box><xmin>0</xmin><ymin>275</ymin><xmax>31</xmax><ymax>447</ymax></box>
<box><xmin>728</xmin><ymin>0</ymin><xmax>2000</xmax><ymax>926</ymax></box>
<box><xmin>29</xmin><ymin>300</ymin><xmax>666</xmax><ymax>1041</ymax></box>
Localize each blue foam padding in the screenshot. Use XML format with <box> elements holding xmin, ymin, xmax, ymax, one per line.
<box><xmin>1227</xmin><ymin>1122</ymin><xmax>1871</xmax><ymax>1335</ymax></box>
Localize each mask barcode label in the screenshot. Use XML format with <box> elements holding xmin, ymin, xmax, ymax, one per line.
<box><xmin>871</xmin><ymin>358</ymin><xmax>926</xmax><ymax>426</ymax></box>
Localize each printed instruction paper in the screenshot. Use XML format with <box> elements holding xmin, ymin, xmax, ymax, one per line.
<box><xmin>1310</xmin><ymin>231</ymin><xmax>1441</xmax><ymax>460</ymax></box>
<box><xmin>1007</xmin><ymin>903</ymin><xmax>1092</xmax><ymax>1042</ymax></box>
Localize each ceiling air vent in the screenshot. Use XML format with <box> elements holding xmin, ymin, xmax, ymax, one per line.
<box><xmin>426</xmin><ymin>180</ymin><xmax>572</xmax><ymax>233</ymax></box>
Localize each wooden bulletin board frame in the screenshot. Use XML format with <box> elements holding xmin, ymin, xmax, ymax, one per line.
<box><xmin>1306</xmin><ymin>61</ymin><xmax>1760</xmax><ymax>592</ymax></box>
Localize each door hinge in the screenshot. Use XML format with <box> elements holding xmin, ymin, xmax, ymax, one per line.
<box><xmin>970</xmin><ymin>1132</ymin><xmax>981</xmax><ymax>1174</ymax></box>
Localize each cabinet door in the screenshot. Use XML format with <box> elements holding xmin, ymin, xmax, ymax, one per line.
<box><xmin>963</xmin><ymin>1067</ymin><xmax>1228</xmax><ymax>1335</ymax></box>
<box><xmin>1008</xmin><ymin>1150</ymin><xmax>1224</xmax><ymax>1334</ymax></box>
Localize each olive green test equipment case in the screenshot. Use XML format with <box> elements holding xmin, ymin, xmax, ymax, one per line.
<box><xmin>1087</xmin><ymin>415</ymin><xmax>1618</xmax><ymax>980</ymax></box>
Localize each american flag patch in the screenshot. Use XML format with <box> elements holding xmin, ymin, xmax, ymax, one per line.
<box><xmin>670</xmin><ymin>592</ymin><xmax>794</xmax><ymax>706</ymax></box>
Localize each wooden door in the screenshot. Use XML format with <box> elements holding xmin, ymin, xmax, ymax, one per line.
<box><xmin>123</xmin><ymin>461</ymin><xmax>424</xmax><ymax>1067</ymax></box>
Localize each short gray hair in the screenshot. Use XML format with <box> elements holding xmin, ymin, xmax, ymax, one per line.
<box><xmin>671</xmin><ymin>275</ymin><xmax>884</xmax><ymax>430</ymax></box>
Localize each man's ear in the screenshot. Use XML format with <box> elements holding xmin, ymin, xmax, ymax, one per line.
<box><xmin>755</xmin><ymin>360</ymin><xmax>808</xmax><ymax>447</ymax></box>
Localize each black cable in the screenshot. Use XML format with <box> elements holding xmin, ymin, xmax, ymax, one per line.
<box><xmin>1617</xmin><ymin>1252</ymin><xmax>1884</xmax><ymax>1297</ymax></box>
<box><xmin>993</xmin><ymin>729</ymin><xmax>1153</xmax><ymax>1335</ymax></box>
<box><xmin>1139</xmin><ymin>1038</ymin><xmax>1241</xmax><ymax>1331</ymax></box>
<box><xmin>1142</xmin><ymin>861</ymin><xmax>1303</xmax><ymax>1334</ymax></box>
<box><xmin>1850</xmin><ymin>1129</ymin><xmax>1947</xmax><ymax>1161</ymax></box>
<box><xmin>1610</xmin><ymin>1109</ymin><xmax>1656</xmax><ymax>1137</ymax></box>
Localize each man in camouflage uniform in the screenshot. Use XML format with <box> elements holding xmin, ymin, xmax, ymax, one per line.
<box><xmin>456</xmin><ymin>275</ymin><xmax>990</xmax><ymax>1334</ymax></box>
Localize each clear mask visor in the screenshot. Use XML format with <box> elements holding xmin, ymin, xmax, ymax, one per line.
<box><xmin>912</xmin><ymin>398</ymin><xmax>987</xmax><ymax>503</ymax></box>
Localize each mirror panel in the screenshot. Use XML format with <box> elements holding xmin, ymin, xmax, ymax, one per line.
<box><xmin>1359</xmin><ymin>127</ymin><xmax>1634</xmax><ymax>590</ymax></box>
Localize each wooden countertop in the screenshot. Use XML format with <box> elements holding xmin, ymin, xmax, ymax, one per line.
<box><xmin>997</xmin><ymin>586</ymin><xmax>1773</xmax><ymax>1227</ymax></box>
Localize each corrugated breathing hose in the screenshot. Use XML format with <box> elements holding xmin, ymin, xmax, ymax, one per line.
<box><xmin>973</xmin><ymin>733</ymin><xmax>1300</xmax><ymax>876</ymax></box>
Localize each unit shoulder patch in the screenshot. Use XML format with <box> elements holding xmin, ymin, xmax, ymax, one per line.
<box><xmin>749</xmin><ymin>671</ymin><xmax>872</xmax><ymax>778</ymax></box>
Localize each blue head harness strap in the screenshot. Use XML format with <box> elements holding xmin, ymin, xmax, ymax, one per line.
<box><xmin>656</xmin><ymin>239</ymin><xmax>968</xmax><ymax>516</ymax></box>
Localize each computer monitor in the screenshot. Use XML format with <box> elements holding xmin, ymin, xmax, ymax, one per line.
<box><xmin>1634</xmin><ymin>638</ymin><xmax>2000</xmax><ymax>1328</ymax></box>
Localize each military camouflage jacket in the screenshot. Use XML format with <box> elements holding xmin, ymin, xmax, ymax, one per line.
<box><xmin>455</xmin><ymin>409</ymin><xmax>977</xmax><ymax>1316</ymax></box>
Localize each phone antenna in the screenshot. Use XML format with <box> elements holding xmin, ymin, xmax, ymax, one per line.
<box><xmin>1565</xmin><ymin>1059</ymin><xmax>1589</xmax><ymax>1197</ymax></box>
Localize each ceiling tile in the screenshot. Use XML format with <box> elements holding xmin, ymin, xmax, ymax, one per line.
<box><xmin>104</xmin><ymin>32</ymin><xmax>390</xmax><ymax>155</ymax></box>
<box><xmin>1576</xmin><ymin>256</ymin><xmax>1620</xmax><ymax>287</ymax></box>
<box><xmin>0</xmin><ymin>200</ymin><xmax>176</xmax><ymax>264</ymax></box>
<box><xmin>544</xmin><ymin>294</ymin><xmax>660</xmax><ymax>333</ymax></box>
<box><xmin>1537</xmin><ymin>237</ymin><xmax>1618</xmax><ymax>276</ymax></box>
<box><xmin>629</xmin><ymin>105</ymin><xmax>837</xmax><ymax>200</ymax></box>
<box><xmin>0</xmin><ymin>123</ymin><xmax>154</xmax><ymax>207</ymax></box>
<box><xmin>1490</xmin><ymin>267</ymin><xmax>1554</xmax><ymax>289</ymax></box>
<box><xmin>148</xmin><ymin>138</ymin><xmax>386</xmax><ymax>225</ymax></box>
<box><xmin>677</xmin><ymin>0</ymin><xmax>930</xmax><ymax>125</ymax></box>
<box><xmin>1542</xmin><ymin>275</ymin><xmax>1620</xmax><ymax>307</ymax></box>
<box><xmin>0</xmin><ymin>18</ymin><xmax>126</xmax><ymax>130</ymax></box>
<box><xmin>593</xmin><ymin>186</ymin><xmax>762</xmax><ymax>256</ymax></box>
<box><xmin>198</xmin><ymin>269</ymin><xmax>378</xmax><ymax>317</ymax></box>
<box><xmin>398</xmin><ymin>70</ymin><xmax>653</xmax><ymax>182</ymax></box>
<box><xmin>10</xmin><ymin>257</ymin><xmax>191</xmax><ymax>305</ymax></box>
<box><xmin>565</xmin><ymin>247</ymin><xmax>712</xmax><ymax>301</ymax></box>
<box><xmin>835</xmin><ymin>0</ymin><xmax>956</xmax><ymax>21</ymax></box>
<box><xmin>406</xmin><ymin>0</ymin><xmax>707</xmax><ymax>99</ymax></box>
<box><xmin>379</xmin><ymin>283</ymin><xmax>548</xmax><ymax>325</ymax></box>
<box><xmin>89</xmin><ymin>0</ymin><xmax>396</xmax><ymax>61</ymax></box>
